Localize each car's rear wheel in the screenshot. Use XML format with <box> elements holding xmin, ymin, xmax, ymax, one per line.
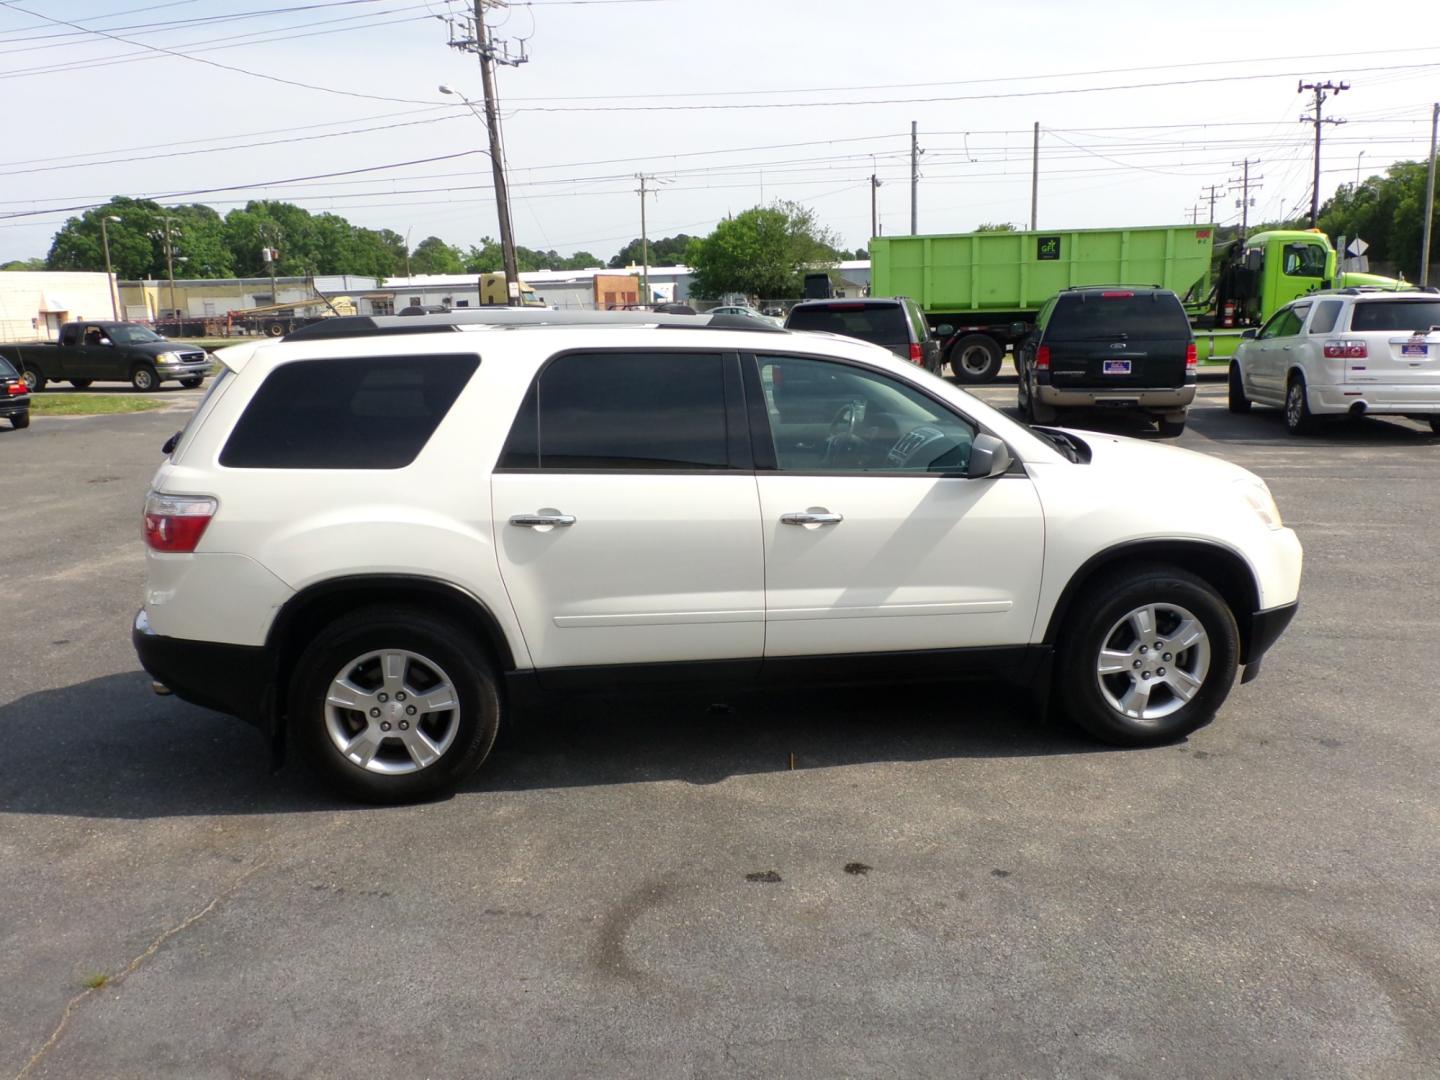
<box><xmin>1157</xmin><ymin>416</ymin><xmax>1186</xmax><ymax>438</ymax></box>
<box><xmin>70</xmin><ymin>379</ymin><xmax>93</xmax><ymax>389</ymax></box>
<box><xmin>20</xmin><ymin>366</ymin><xmax>45</xmax><ymax>392</ymax></box>
<box><xmin>1284</xmin><ymin>374</ymin><xmax>1317</xmax><ymax>435</ymax></box>
<box><xmin>1227</xmin><ymin>363</ymin><xmax>1251</xmax><ymax>414</ymax></box>
<box><xmin>290</xmin><ymin>606</ymin><xmax>500</xmax><ymax>803</ymax></box>
<box><xmin>131</xmin><ymin>363</ymin><xmax>158</xmax><ymax>392</ymax></box>
<box><xmin>1056</xmin><ymin>565</ymin><xmax>1239</xmax><ymax>746</ymax></box>
<box><xmin>949</xmin><ymin>335</ymin><xmax>1003</xmax><ymax>383</ymax></box>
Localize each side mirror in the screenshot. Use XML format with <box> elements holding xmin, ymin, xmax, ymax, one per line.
<box><xmin>1241</xmin><ymin>328</ymin><xmax>1258</xmax><ymax>340</ymax></box>
<box><xmin>935</xmin><ymin>323</ymin><xmax>954</xmax><ymax>338</ymax></box>
<box><xmin>1244</xmin><ymin>250</ymin><xmax>1263</xmax><ymax>272</ymax></box>
<box><xmin>100</xmin><ymin>337</ymin><xmax>114</xmax><ymax>347</ymax></box>
<box><xmin>1009</xmin><ymin>321</ymin><xmax>1028</xmax><ymax>337</ymax></box>
<box><xmin>966</xmin><ymin>433</ymin><xmax>1013</xmax><ymax>479</ymax></box>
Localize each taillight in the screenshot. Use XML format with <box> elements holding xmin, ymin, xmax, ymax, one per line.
<box><xmin>1186</xmin><ymin>342</ymin><xmax>1198</xmax><ymax>368</ymax></box>
<box><xmin>909</xmin><ymin>342</ymin><xmax>923</xmax><ymax>364</ymax></box>
<box><xmin>6</xmin><ymin>382</ymin><xmax>25</xmax><ymax>397</ymax></box>
<box><xmin>143</xmin><ymin>492</ymin><xmax>217</xmax><ymax>553</ymax></box>
<box><xmin>1100</xmin><ymin>291</ymin><xmax>1135</xmax><ymax>299</ymax></box>
<box><xmin>1035</xmin><ymin>345</ymin><xmax>1051</xmax><ymax>370</ymax></box>
<box><xmin>1323</xmin><ymin>340</ymin><xmax>1368</xmax><ymax>358</ymax></box>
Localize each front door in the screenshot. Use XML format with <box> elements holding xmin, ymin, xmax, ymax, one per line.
<box><xmin>749</xmin><ymin>353</ymin><xmax>1044</xmax><ymax>659</ymax></box>
<box><xmin>491</xmin><ymin>349</ymin><xmax>764</xmax><ymax>672</ymax></box>
<box><xmin>1250</xmin><ymin>304</ymin><xmax>1307</xmax><ymax>400</ymax></box>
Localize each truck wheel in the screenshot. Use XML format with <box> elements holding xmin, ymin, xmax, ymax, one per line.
<box><xmin>1227</xmin><ymin>363</ymin><xmax>1251</xmax><ymax>414</ymax></box>
<box><xmin>70</xmin><ymin>379</ymin><xmax>93</xmax><ymax>389</ymax></box>
<box><xmin>949</xmin><ymin>335</ymin><xmax>1003</xmax><ymax>384</ymax></box>
<box><xmin>265</xmin><ymin>321</ymin><xmax>286</xmax><ymax>337</ymax></box>
<box><xmin>131</xmin><ymin>363</ymin><xmax>158</xmax><ymax>392</ymax></box>
<box><xmin>20</xmin><ymin>366</ymin><xmax>45</xmax><ymax>392</ymax></box>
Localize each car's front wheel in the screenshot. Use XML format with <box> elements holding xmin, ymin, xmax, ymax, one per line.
<box><xmin>290</xmin><ymin>607</ymin><xmax>501</xmax><ymax>803</ymax></box>
<box><xmin>1227</xmin><ymin>362</ymin><xmax>1251</xmax><ymax>414</ymax></box>
<box><xmin>1056</xmin><ymin>566</ymin><xmax>1239</xmax><ymax>746</ymax></box>
<box><xmin>131</xmin><ymin>363</ymin><xmax>158</xmax><ymax>391</ymax></box>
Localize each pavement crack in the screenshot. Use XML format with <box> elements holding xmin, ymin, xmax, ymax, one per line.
<box><xmin>14</xmin><ymin>857</ymin><xmax>270</xmax><ymax>1080</ymax></box>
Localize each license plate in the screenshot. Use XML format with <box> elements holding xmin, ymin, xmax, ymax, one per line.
<box><xmin>1102</xmin><ymin>359</ymin><xmax>1132</xmax><ymax>375</ymax></box>
<box><xmin>1401</xmin><ymin>341</ymin><xmax>1429</xmax><ymax>358</ymax></box>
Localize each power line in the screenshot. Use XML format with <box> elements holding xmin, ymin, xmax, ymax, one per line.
<box><xmin>0</xmin><ymin>0</ymin><xmax>406</xmax><ymax>47</ymax></box>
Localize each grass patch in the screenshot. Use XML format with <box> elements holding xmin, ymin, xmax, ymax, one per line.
<box><xmin>30</xmin><ymin>395</ymin><xmax>167</xmax><ymax>416</ymax></box>
<box><xmin>82</xmin><ymin>973</ymin><xmax>108</xmax><ymax>989</ymax></box>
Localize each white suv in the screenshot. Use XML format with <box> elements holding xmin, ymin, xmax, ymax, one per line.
<box><xmin>1228</xmin><ymin>287</ymin><xmax>1440</xmax><ymax>434</ymax></box>
<box><xmin>134</xmin><ymin>310</ymin><xmax>1302</xmax><ymax>802</ymax></box>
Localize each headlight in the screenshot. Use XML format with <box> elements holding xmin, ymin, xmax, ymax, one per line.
<box><xmin>1234</xmin><ymin>477</ymin><xmax>1283</xmax><ymax>530</ymax></box>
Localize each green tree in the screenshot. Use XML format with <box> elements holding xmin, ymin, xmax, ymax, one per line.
<box><xmin>561</xmin><ymin>250</ymin><xmax>601</xmax><ymax>269</ymax></box>
<box><xmin>223</xmin><ymin>201</ymin><xmax>319</xmax><ymax>276</ymax></box>
<box><xmin>47</xmin><ymin>197</ymin><xmax>167</xmax><ymax>278</ymax></box>
<box><xmin>852</xmin><ymin>247</ymin><xmax>869</xmax><ymax>260</ymax></box>
<box><xmin>684</xmin><ymin>203</ymin><xmax>839</xmax><ymax>299</ymax></box>
<box><xmin>1318</xmin><ymin>158</ymin><xmax>1438</xmax><ymax>276</ymax></box>
<box><xmin>410</xmin><ymin>235</ymin><xmax>466</xmax><ymax>274</ymax></box>
<box><xmin>1</xmin><ymin>257</ymin><xmax>47</xmax><ymax>271</ymax></box>
<box><xmin>608</xmin><ymin>234</ymin><xmax>695</xmax><ymax>269</ymax></box>
<box><xmin>975</xmin><ymin>222</ymin><xmax>1019</xmax><ymax>232</ymax></box>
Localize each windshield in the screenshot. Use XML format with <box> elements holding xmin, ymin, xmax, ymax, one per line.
<box><xmin>786</xmin><ymin>303</ymin><xmax>908</xmax><ymax>345</ymax></box>
<box><xmin>109</xmin><ymin>325</ymin><xmax>165</xmax><ymax>344</ymax></box>
<box><xmin>1350</xmin><ymin>300</ymin><xmax>1440</xmax><ymax>333</ymax></box>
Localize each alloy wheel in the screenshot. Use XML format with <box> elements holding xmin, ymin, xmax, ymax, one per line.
<box><xmin>1094</xmin><ymin>602</ymin><xmax>1211</xmax><ymax>722</ymax></box>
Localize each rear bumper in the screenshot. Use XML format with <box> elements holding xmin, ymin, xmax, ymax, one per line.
<box><xmin>133</xmin><ymin>608</ymin><xmax>271</xmax><ymax>728</ymax></box>
<box><xmin>1037</xmin><ymin>384</ymin><xmax>1196</xmax><ymax>411</ymax></box>
<box><xmin>1312</xmin><ymin>382</ymin><xmax>1440</xmax><ymax>414</ymax></box>
<box><xmin>0</xmin><ymin>400</ymin><xmax>28</xmax><ymax>418</ymax></box>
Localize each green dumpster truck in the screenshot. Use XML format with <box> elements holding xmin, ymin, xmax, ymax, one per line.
<box><xmin>870</xmin><ymin>224</ymin><xmax>1409</xmax><ymax>383</ymax></box>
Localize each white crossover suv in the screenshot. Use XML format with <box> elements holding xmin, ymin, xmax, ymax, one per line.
<box><xmin>1229</xmin><ymin>287</ymin><xmax>1440</xmax><ymax>434</ymax></box>
<box><xmin>134</xmin><ymin>310</ymin><xmax>1302</xmax><ymax>802</ymax></box>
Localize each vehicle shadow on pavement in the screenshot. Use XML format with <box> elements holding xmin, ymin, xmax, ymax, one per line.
<box><xmin>0</xmin><ymin>673</ymin><xmax>1108</xmax><ymax>817</ymax></box>
<box><xmin>1188</xmin><ymin>406</ymin><xmax>1439</xmax><ymax>446</ymax></box>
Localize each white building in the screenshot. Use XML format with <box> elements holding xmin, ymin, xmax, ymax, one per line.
<box><xmin>0</xmin><ymin>271</ymin><xmax>118</xmax><ymax>341</ymax></box>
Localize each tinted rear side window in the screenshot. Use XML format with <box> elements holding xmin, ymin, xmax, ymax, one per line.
<box><xmin>220</xmin><ymin>354</ymin><xmax>477</xmax><ymax>469</ymax></box>
<box><xmin>1309</xmin><ymin>300</ymin><xmax>1343</xmax><ymax>334</ymax></box>
<box><xmin>1350</xmin><ymin>300</ymin><xmax>1440</xmax><ymax>333</ymax></box>
<box><xmin>786</xmin><ymin>304</ymin><xmax>909</xmax><ymax>345</ymax></box>
<box><xmin>0</xmin><ymin>357</ymin><xmax>15</xmax><ymax>377</ymax></box>
<box><xmin>500</xmin><ymin>351</ymin><xmax>728</xmax><ymax>471</ymax></box>
<box><xmin>1047</xmin><ymin>293</ymin><xmax>1191</xmax><ymax>339</ymax></box>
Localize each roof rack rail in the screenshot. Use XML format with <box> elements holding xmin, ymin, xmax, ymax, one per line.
<box><xmin>1311</xmin><ymin>284</ymin><xmax>1434</xmax><ymax>297</ymax></box>
<box><xmin>1059</xmin><ymin>283</ymin><xmax>1164</xmax><ymax>291</ymax></box>
<box><xmin>281</xmin><ymin>308</ymin><xmax>789</xmax><ymax>342</ymax></box>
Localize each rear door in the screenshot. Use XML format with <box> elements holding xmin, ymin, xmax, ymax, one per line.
<box><xmin>491</xmin><ymin>349</ymin><xmax>765</xmax><ymax>673</ymax></box>
<box><xmin>1344</xmin><ymin>298</ymin><xmax>1440</xmax><ymax>388</ymax></box>
<box><xmin>1041</xmin><ymin>291</ymin><xmax>1192</xmax><ymax>390</ymax></box>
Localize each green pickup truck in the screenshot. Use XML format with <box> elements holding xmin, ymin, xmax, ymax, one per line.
<box><xmin>0</xmin><ymin>321</ymin><xmax>210</xmax><ymax>392</ymax></box>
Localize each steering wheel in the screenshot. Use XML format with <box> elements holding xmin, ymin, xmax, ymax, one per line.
<box><xmin>824</xmin><ymin>400</ymin><xmax>868</xmax><ymax>467</ymax></box>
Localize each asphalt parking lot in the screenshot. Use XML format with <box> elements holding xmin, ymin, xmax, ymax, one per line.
<box><xmin>3</xmin><ymin>381</ymin><xmax>1438</xmax><ymax>1079</ymax></box>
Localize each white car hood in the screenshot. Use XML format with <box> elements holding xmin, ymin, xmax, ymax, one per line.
<box><xmin>1056</xmin><ymin>427</ymin><xmax>1262</xmax><ymax>486</ymax></box>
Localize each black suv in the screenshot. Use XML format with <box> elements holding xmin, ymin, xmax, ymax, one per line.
<box><xmin>1015</xmin><ymin>286</ymin><xmax>1197</xmax><ymax>437</ymax></box>
<box><xmin>0</xmin><ymin>355</ymin><xmax>30</xmax><ymax>430</ymax></box>
<box><xmin>785</xmin><ymin>297</ymin><xmax>941</xmax><ymax>374</ymax></box>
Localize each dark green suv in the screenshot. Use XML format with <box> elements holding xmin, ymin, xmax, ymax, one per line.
<box><xmin>1015</xmin><ymin>286</ymin><xmax>1197</xmax><ymax>437</ymax></box>
<box><xmin>785</xmin><ymin>297</ymin><xmax>942</xmax><ymax>374</ymax></box>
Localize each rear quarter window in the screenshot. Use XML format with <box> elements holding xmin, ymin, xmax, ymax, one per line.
<box><xmin>220</xmin><ymin>354</ymin><xmax>478</xmax><ymax>469</ymax></box>
<box><xmin>1047</xmin><ymin>293</ymin><xmax>1191</xmax><ymax>339</ymax></box>
<box><xmin>786</xmin><ymin>304</ymin><xmax>909</xmax><ymax>346</ymax></box>
<box><xmin>0</xmin><ymin>356</ymin><xmax>16</xmax><ymax>377</ymax></box>
<box><xmin>1350</xmin><ymin>300</ymin><xmax>1440</xmax><ymax>333</ymax></box>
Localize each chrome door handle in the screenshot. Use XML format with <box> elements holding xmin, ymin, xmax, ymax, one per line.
<box><xmin>781</xmin><ymin>510</ymin><xmax>843</xmax><ymax>526</ymax></box>
<box><xmin>509</xmin><ymin>513</ymin><xmax>576</xmax><ymax>528</ymax></box>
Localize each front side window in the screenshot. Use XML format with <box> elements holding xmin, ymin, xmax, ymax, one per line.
<box><xmin>1259</xmin><ymin>306</ymin><xmax>1306</xmax><ymax>339</ymax></box>
<box><xmin>109</xmin><ymin>325</ymin><xmax>164</xmax><ymax>344</ymax></box>
<box><xmin>220</xmin><ymin>354</ymin><xmax>477</xmax><ymax>469</ymax></box>
<box><xmin>757</xmin><ymin>354</ymin><xmax>975</xmax><ymax>473</ymax></box>
<box><xmin>500</xmin><ymin>351</ymin><xmax>729</xmax><ymax>471</ymax></box>
<box><xmin>1282</xmin><ymin>243</ymin><xmax>1327</xmax><ymax>278</ymax></box>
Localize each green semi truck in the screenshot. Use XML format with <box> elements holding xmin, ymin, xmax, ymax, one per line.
<box><xmin>870</xmin><ymin>224</ymin><xmax>1408</xmax><ymax>383</ymax></box>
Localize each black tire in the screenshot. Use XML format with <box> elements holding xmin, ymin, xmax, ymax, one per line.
<box><xmin>1030</xmin><ymin>398</ymin><xmax>1059</xmax><ymax>425</ymax></box>
<box><xmin>131</xmin><ymin>363</ymin><xmax>158</xmax><ymax>392</ymax></box>
<box><xmin>1284</xmin><ymin>374</ymin><xmax>1317</xmax><ymax>435</ymax></box>
<box><xmin>20</xmin><ymin>366</ymin><xmax>45</xmax><ymax>392</ymax></box>
<box><xmin>70</xmin><ymin>379</ymin><xmax>93</xmax><ymax>389</ymax></box>
<box><xmin>180</xmin><ymin>376</ymin><xmax>203</xmax><ymax>389</ymax></box>
<box><xmin>1429</xmin><ymin>417</ymin><xmax>1440</xmax><ymax>435</ymax></box>
<box><xmin>10</xmin><ymin>411</ymin><xmax>29</xmax><ymax>429</ymax></box>
<box><xmin>1055</xmin><ymin>565</ymin><xmax>1239</xmax><ymax>747</ymax></box>
<box><xmin>1227</xmin><ymin>363</ymin><xmax>1251</xmax><ymax>414</ymax></box>
<box><xmin>289</xmin><ymin>606</ymin><xmax>501</xmax><ymax>803</ymax></box>
<box><xmin>1016</xmin><ymin>369</ymin><xmax>1034</xmax><ymax>420</ymax></box>
<box><xmin>265</xmin><ymin>321</ymin><xmax>286</xmax><ymax>337</ymax></box>
<box><xmin>1157</xmin><ymin>416</ymin><xmax>1186</xmax><ymax>438</ymax></box>
<box><xmin>948</xmin><ymin>334</ymin><xmax>1003</xmax><ymax>384</ymax></box>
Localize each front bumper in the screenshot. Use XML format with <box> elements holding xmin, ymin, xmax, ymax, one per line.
<box><xmin>133</xmin><ymin>608</ymin><xmax>271</xmax><ymax>727</ymax></box>
<box><xmin>1238</xmin><ymin>600</ymin><xmax>1299</xmax><ymax>684</ymax></box>
<box><xmin>154</xmin><ymin>359</ymin><xmax>210</xmax><ymax>380</ymax></box>
<box><xmin>1037</xmin><ymin>384</ymin><xmax>1197</xmax><ymax>411</ymax></box>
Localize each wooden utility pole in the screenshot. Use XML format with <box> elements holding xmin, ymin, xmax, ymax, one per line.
<box><xmin>870</xmin><ymin>171</ymin><xmax>881</xmax><ymax>240</ymax></box>
<box><xmin>1229</xmin><ymin>159</ymin><xmax>1263</xmax><ymax>239</ymax></box>
<box><xmin>1421</xmin><ymin>102</ymin><xmax>1437</xmax><ymax>286</ymax></box>
<box><xmin>1299</xmin><ymin>79</ymin><xmax>1348</xmax><ymax>226</ymax></box>
<box><xmin>1030</xmin><ymin>122</ymin><xmax>1039</xmax><ymax>231</ymax></box>
<box><xmin>1201</xmin><ymin>183</ymin><xmax>1223</xmax><ymax>224</ymax></box>
<box><xmin>447</xmin><ymin>2</ymin><xmax>527</xmax><ymax>305</ymax></box>
<box><xmin>910</xmin><ymin>121</ymin><xmax>919</xmax><ymax>235</ymax></box>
